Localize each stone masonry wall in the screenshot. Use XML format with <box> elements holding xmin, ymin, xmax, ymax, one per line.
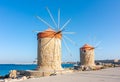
<box><xmin>37</xmin><ymin>37</ymin><xmax>63</xmax><ymax>71</ymax></box>
<box><xmin>80</xmin><ymin>49</ymin><xmax>95</xmax><ymax>66</ymax></box>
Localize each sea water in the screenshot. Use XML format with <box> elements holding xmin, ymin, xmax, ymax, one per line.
<box><xmin>0</xmin><ymin>64</ymin><xmax>74</xmax><ymax>76</ymax></box>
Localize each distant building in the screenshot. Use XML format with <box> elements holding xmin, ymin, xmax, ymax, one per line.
<box><xmin>114</xmin><ymin>59</ymin><xmax>119</xmax><ymax>63</ymax></box>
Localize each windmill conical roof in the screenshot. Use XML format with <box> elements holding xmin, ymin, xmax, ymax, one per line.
<box><xmin>37</xmin><ymin>28</ymin><xmax>62</xmax><ymax>39</ymax></box>
<box><xmin>80</xmin><ymin>44</ymin><xmax>94</xmax><ymax>50</ymax></box>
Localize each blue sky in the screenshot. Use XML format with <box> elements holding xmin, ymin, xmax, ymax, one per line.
<box><xmin>0</xmin><ymin>0</ymin><xmax>120</xmax><ymax>64</ymax></box>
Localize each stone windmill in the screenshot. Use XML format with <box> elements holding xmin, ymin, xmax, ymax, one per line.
<box><xmin>80</xmin><ymin>44</ymin><xmax>95</xmax><ymax>67</ymax></box>
<box><xmin>35</xmin><ymin>8</ymin><xmax>74</xmax><ymax>72</ymax></box>
<box><xmin>80</xmin><ymin>41</ymin><xmax>101</xmax><ymax>68</ymax></box>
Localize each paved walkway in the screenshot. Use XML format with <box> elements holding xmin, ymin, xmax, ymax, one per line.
<box><xmin>16</xmin><ymin>67</ymin><xmax>120</xmax><ymax>82</ymax></box>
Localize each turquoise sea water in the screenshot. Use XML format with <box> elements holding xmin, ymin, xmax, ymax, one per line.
<box><xmin>0</xmin><ymin>64</ymin><xmax>74</xmax><ymax>76</ymax></box>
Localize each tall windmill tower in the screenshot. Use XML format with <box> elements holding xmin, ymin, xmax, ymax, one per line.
<box><xmin>80</xmin><ymin>44</ymin><xmax>95</xmax><ymax>67</ymax></box>
<box><xmin>37</xmin><ymin>28</ymin><xmax>63</xmax><ymax>71</ymax></box>
<box><xmin>35</xmin><ymin>8</ymin><xmax>73</xmax><ymax>72</ymax></box>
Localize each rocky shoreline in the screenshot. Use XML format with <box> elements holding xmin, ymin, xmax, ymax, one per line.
<box><xmin>0</xmin><ymin>63</ymin><xmax>120</xmax><ymax>82</ymax></box>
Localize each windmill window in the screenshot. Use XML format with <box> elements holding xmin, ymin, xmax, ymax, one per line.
<box><xmin>83</xmin><ymin>50</ymin><xmax>86</xmax><ymax>53</ymax></box>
